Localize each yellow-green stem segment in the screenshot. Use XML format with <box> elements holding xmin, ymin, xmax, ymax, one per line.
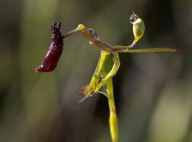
<box><xmin>107</xmin><ymin>78</ymin><xmax>118</xmax><ymax>142</ymax></box>
<box><xmin>102</xmin><ymin>53</ymin><xmax>119</xmax><ymax>142</ymax></box>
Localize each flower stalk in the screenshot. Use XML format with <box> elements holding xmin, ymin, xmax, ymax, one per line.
<box><xmin>102</xmin><ymin>53</ymin><xmax>119</xmax><ymax>142</ymax></box>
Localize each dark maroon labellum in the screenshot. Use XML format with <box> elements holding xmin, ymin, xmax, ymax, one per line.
<box><xmin>35</xmin><ymin>21</ymin><xmax>64</xmax><ymax>72</ymax></box>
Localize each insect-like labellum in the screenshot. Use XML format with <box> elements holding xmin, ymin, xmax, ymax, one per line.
<box><xmin>35</xmin><ymin>21</ymin><xmax>64</xmax><ymax>72</ymax></box>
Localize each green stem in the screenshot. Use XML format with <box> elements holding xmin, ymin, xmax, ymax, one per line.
<box><xmin>107</xmin><ymin>78</ymin><xmax>119</xmax><ymax>142</ymax></box>
<box><xmin>102</xmin><ymin>53</ymin><xmax>119</xmax><ymax>142</ymax></box>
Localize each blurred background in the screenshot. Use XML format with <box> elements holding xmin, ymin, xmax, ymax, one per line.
<box><xmin>0</xmin><ymin>0</ymin><xmax>192</xmax><ymax>142</ymax></box>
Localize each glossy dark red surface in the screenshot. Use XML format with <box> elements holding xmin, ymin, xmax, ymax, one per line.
<box><xmin>35</xmin><ymin>22</ymin><xmax>64</xmax><ymax>72</ymax></box>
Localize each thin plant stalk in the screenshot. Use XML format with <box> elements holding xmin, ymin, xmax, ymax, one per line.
<box><xmin>102</xmin><ymin>53</ymin><xmax>119</xmax><ymax>142</ymax></box>
<box><xmin>107</xmin><ymin>78</ymin><xmax>118</xmax><ymax>142</ymax></box>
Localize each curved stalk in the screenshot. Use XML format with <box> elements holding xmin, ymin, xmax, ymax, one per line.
<box><xmin>93</xmin><ymin>52</ymin><xmax>120</xmax><ymax>94</ymax></box>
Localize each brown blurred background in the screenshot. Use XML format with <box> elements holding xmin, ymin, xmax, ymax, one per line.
<box><xmin>0</xmin><ymin>0</ymin><xmax>192</xmax><ymax>142</ymax></box>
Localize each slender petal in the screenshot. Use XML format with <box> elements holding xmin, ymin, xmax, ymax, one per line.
<box><xmin>118</xmin><ymin>48</ymin><xmax>182</xmax><ymax>53</ymax></box>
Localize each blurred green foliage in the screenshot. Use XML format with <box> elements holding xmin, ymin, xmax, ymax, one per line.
<box><xmin>0</xmin><ymin>0</ymin><xmax>192</xmax><ymax>142</ymax></box>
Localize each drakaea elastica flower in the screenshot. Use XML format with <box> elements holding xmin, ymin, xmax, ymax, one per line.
<box><xmin>35</xmin><ymin>11</ymin><xmax>181</xmax><ymax>142</ymax></box>
<box><xmin>35</xmin><ymin>12</ymin><xmax>181</xmax><ymax>95</ymax></box>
